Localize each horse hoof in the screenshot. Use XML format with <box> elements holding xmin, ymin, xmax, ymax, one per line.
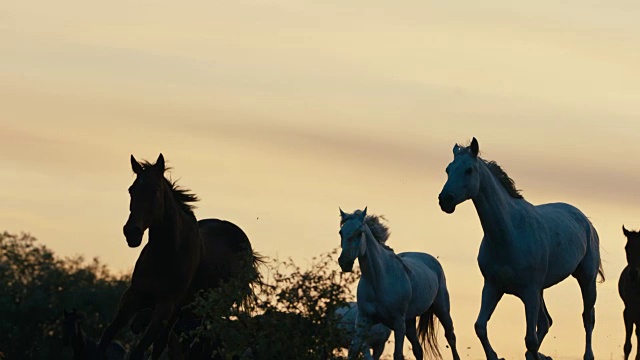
<box><xmin>539</xmin><ymin>352</ymin><xmax>553</xmax><ymax>360</ymax></box>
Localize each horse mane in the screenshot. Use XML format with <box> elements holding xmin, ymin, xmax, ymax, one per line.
<box><xmin>483</xmin><ymin>160</ymin><xmax>523</xmax><ymax>199</ymax></box>
<box><xmin>140</xmin><ymin>161</ymin><xmax>199</xmax><ymax>214</ymax></box>
<box><xmin>457</xmin><ymin>143</ymin><xmax>524</xmax><ymax>199</ymax></box>
<box><xmin>340</xmin><ymin>210</ymin><xmax>392</xmax><ymax>249</ymax></box>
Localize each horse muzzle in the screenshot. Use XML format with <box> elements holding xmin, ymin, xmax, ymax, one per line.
<box><xmin>438</xmin><ymin>192</ymin><xmax>457</xmax><ymax>214</ymax></box>
<box><xmin>338</xmin><ymin>255</ymin><xmax>354</xmax><ymax>273</ymax></box>
<box><xmin>123</xmin><ymin>223</ymin><xmax>143</xmax><ymax>248</ymax></box>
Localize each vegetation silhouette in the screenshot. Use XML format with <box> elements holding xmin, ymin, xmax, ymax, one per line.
<box><xmin>0</xmin><ymin>232</ymin><xmax>130</xmax><ymax>359</ymax></box>
<box><xmin>0</xmin><ymin>232</ymin><xmax>363</xmax><ymax>359</ymax></box>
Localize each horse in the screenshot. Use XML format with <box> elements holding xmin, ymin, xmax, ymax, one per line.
<box><xmin>620</xmin><ymin>226</ymin><xmax>640</xmax><ymax>360</ymax></box>
<box><xmin>437</xmin><ymin>137</ymin><xmax>604</xmax><ymax>360</ymax></box>
<box><xmin>338</xmin><ymin>208</ymin><xmax>460</xmax><ymax>360</ymax></box>
<box><xmin>335</xmin><ymin>302</ymin><xmax>392</xmax><ymax>360</ymax></box>
<box><xmin>97</xmin><ymin>154</ymin><xmax>262</xmax><ymax>360</ymax></box>
<box><xmin>62</xmin><ymin>309</ymin><xmax>126</xmax><ymax>360</ymax></box>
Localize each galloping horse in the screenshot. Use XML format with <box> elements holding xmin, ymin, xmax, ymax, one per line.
<box><xmin>338</xmin><ymin>208</ymin><xmax>460</xmax><ymax>360</ymax></box>
<box><xmin>97</xmin><ymin>154</ymin><xmax>262</xmax><ymax>360</ymax></box>
<box><xmin>438</xmin><ymin>138</ymin><xmax>604</xmax><ymax>360</ymax></box>
<box><xmin>620</xmin><ymin>226</ymin><xmax>640</xmax><ymax>360</ymax></box>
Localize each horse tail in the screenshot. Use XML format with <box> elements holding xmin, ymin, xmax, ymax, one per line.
<box><xmin>417</xmin><ymin>306</ymin><xmax>441</xmax><ymax>359</ymax></box>
<box><xmin>249</xmin><ymin>250</ymin><xmax>267</xmax><ymax>288</ymax></box>
<box><xmin>597</xmin><ymin>260</ymin><xmax>605</xmax><ymax>283</ymax></box>
<box><xmin>589</xmin><ymin>224</ymin><xmax>605</xmax><ymax>283</ymax></box>
<box><xmin>237</xmin><ymin>249</ymin><xmax>266</xmax><ymax>310</ymax></box>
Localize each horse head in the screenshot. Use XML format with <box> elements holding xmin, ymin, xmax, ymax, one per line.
<box><xmin>123</xmin><ymin>154</ymin><xmax>167</xmax><ymax>247</ymax></box>
<box><xmin>438</xmin><ymin>137</ymin><xmax>481</xmax><ymax>214</ymax></box>
<box><xmin>338</xmin><ymin>207</ymin><xmax>368</xmax><ymax>272</ymax></box>
<box><xmin>623</xmin><ymin>225</ymin><xmax>640</xmax><ymax>280</ymax></box>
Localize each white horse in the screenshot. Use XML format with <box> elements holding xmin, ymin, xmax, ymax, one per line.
<box><xmin>338</xmin><ymin>208</ymin><xmax>460</xmax><ymax>360</ymax></box>
<box><xmin>438</xmin><ymin>137</ymin><xmax>604</xmax><ymax>360</ymax></box>
<box><xmin>335</xmin><ymin>302</ymin><xmax>392</xmax><ymax>360</ymax></box>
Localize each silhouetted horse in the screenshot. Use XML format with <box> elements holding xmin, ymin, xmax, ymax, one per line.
<box><xmin>63</xmin><ymin>309</ymin><xmax>125</xmax><ymax>360</ymax></box>
<box><xmin>97</xmin><ymin>154</ymin><xmax>262</xmax><ymax>360</ymax></box>
<box><xmin>621</xmin><ymin>226</ymin><xmax>640</xmax><ymax>360</ymax></box>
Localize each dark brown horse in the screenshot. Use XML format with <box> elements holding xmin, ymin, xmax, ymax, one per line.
<box><xmin>97</xmin><ymin>154</ymin><xmax>261</xmax><ymax>360</ymax></box>
<box><xmin>621</xmin><ymin>225</ymin><xmax>640</xmax><ymax>360</ymax></box>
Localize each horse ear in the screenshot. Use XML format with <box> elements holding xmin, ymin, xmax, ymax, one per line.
<box><xmin>453</xmin><ymin>144</ymin><xmax>461</xmax><ymax>156</ymax></box>
<box><xmin>339</xmin><ymin>208</ymin><xmax>347</xmax><ymax>220</ymax></box>
<box><xmin>470</xmin><ymin>137</ymin><xmax>479</xmax><ymax>157</ymax></box>
<box><xmin>131</xmin><ymin>155</ymin><xmax>143</xmax><ymax>174</ymax></box>
<box><xmin>623</xmin><ymin>225</ymin><xmax>631</xmax><ymax>237</ymax></box>
<box><xmin>360</xmin><ymin>207</ymin><xmax>367</xmax><ymax>221</ymax></box>
<box><xmin>155</xmin><ymin>153</ymin><xmax>165</xmax><ymax>172</ymax></box>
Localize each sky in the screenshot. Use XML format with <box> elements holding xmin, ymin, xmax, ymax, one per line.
<box><xmin>2</xmin><ymin>0</ymin><xmax>640</xmax><ymax>358</ymax></box>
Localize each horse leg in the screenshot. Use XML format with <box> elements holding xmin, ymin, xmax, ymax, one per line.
<box><xmin>432</xmin><ymin>284</ymin><xmax>460</xmax><ymax>360</ymax></box>
<box><xmin>391</xmin><ymin>317</ymin><xmax>406</xmax><ymax>360</ymax></box>
<box><xmin>363</xmin><ymin>349</ymin><xmax>374</xmax><ymax>360</ymax></box>
<box><xmin>348</xmin><ymin>314</ymin><xmax>372</xmax><ymax>360</ymax></box>
<box><xmin>475</xmin><ymin>282</ymin><xmax>504</xmax><ymax>360</ymax></box>
<box><xmin>536</xmin><ymin>293</ymin><xmax>552</xmax><ymax>346</ymax></box>
<box><xmin>151</xmin><ymin>312</ymin><xmax>178</xmax><ymax>359</ymax></box>
<box><xmin>623</xmin><ymin>308</ymin><xmax>633</xmax><ymax>360</ymax></box>
<box><xmin>129</xmin><ymin>300</ymin><xmax>177</xmax><ymax>360</ymax></box>
<box><xmin>98</xmin><ymin>287</ymin><xmax>144</xmax><ymax>356</ymax></box>
<box><xmin>521</xmin><ymin>289</ymin><xmax>542</xmax><ymax>360</ymax></box>
<box><xmin>371</xmin><ymin>341</ymin><xmax>385</xmax><ymax>360</ymax></box>
<box><xmin>574</xmin><ymin>269</ymin><xmax>597</xmax><ymax>360</ymax></box>
<box><xmin>405</xmin><ymin>317</ymin><xmax>424</xmax><ymax>360</ymax></box>
<box><xmin>167</xmin><ymin>331</ymin><xmax>185</xmax><ymax>360</ymax></box>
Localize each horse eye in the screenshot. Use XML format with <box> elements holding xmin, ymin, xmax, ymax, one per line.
<box><xmin>445</xmin><ymin>168</ymin><xmax>449</xmax><ymax>174</ymax></box>
<box><xmin>465</xmin><ymin>168</ymin><xmax>473</xmax><ymax>175</ymax></box>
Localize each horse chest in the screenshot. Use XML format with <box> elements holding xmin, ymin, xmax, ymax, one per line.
<box><xmin>132</xmin><ymin>246</ymin><xmax>199</xmax><ymax>295</ymax></box>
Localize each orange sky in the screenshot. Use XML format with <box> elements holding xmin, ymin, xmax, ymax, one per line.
<box><xmin>2</xmin><ymin>1</ymin><xmax>640</xmax><ymax>358</ymax></box>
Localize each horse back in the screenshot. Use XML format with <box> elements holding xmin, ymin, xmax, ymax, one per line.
<box><xmin>191</xmin><ymin>218</ymin><xmax>256</xmax><ymax>291</ymax></box>
<box><xmin>398</xmin><ymin>252</ymin><xmax>444</xmax><ymax>281</ymax></box>
<box><xmin>535</xmin><ymin>202</ymin><xmax>594</xmax><ymax>243</ymax></box>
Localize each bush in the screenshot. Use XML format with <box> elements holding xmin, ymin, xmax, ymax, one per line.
<box><xmin>0</xmin><ymin>232</ymin><xmax>130</xmax><ymax>359</ymax></box>
<box><xmin>0</xmin><ymin>232</ymin><xmax>363</xmax><ymax>359</ymax></box>
<box><xmin>189</xmin><ymin>249</ymin><xmax>361</xmax><ymax>359</ymax></box>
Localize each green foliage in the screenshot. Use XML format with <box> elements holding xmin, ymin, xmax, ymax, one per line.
<box><xmin>0</xmin><ymin>232</ymin><xmax>130</xmax><ymax>359</ymax></box>
<box><xmin>189</xmin><ymin>249</ymin><xmax>361</xmax><ymax>359</ymax></box>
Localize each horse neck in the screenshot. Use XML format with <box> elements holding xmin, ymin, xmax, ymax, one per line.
<box><xmin>358</xmin><ymin>225</ymin><xmax>398</xmax><ymax>291</ymax></box>
<box><xmin>148</xmin><ymin>183</ymin><xmax>182</xmax><ymax>248</ymax></box>
<box><xmin>471</xmin><ymin>161</ymin><xmax>524</xmax><ymax>245</ymax></box>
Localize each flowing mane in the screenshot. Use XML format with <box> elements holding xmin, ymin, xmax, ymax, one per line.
<box><xmin>140</xmin><ymin>161</ymin><xmax>199</xmax><ymax>214</ymax></box>
<box><xmin>483</xmin><ymin>160</ymin><xmax>523</xmax><ymax>199</ymax></box>
<box><xmin>456</xmin><ymin>143</ymin><xmax>524</xmax><ymax>199</ymax></box>
<box><xmin>340</xmin><ymin>210</ymin><xmax>391</xmax><ymax>247</ymax></box>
